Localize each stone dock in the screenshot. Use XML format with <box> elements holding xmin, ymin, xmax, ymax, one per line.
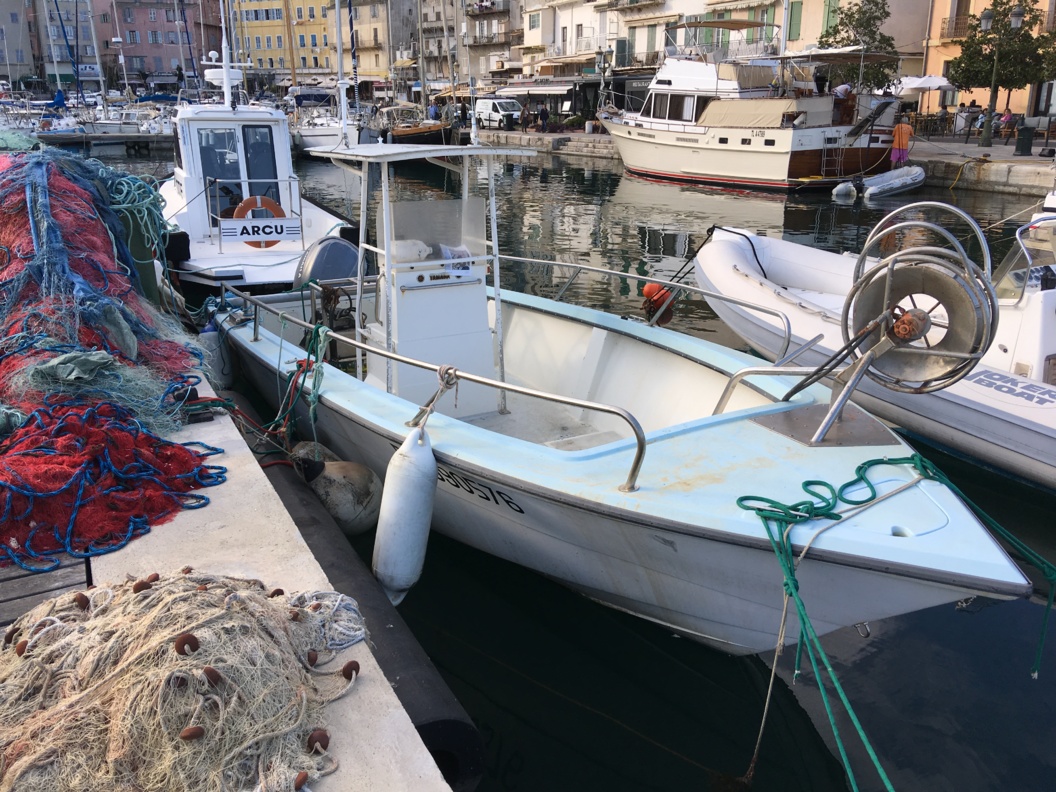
<box><xmin>477</xmin><ymin>128</ymin><xmax>1056</xmax><ymax>198</ymax></box>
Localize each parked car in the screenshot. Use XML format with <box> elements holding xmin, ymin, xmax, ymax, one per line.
<box><xmin>475</xmin><ymin>97</ymin><xmax>521</xmax><ymax>129</ymax></box>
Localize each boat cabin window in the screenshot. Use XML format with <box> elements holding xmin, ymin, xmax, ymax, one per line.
<box><xmin>198</xmin><ymin>127</ymin><xmax>243</xmax><ymax>224</ymax></box>
<box><xmin>173</xmin><ymin>127</ymin><xmax>182</xmax><ymax>169</ymax></box>
<box><xmin>243</xmin><ymin>125</ymin><xmax>279</xmax><ymax>204</ymax></box>
<box><xmin>652</xmin><ymin>94</ymin><xmax>670</xmax><ymax>119</ymax></box>
<box><xmin>695</xmin><ymin>96</ymin><xmax>710</xmax><ymax>121</ymax></box>
<box><xmin>641</xmin><ymin>93</ymin><xmax>704</xmax><ymax>122</ymax></box>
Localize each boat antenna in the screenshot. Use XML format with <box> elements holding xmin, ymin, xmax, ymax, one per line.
<box><xmin>217</xmin><ymin>0</ymin><xmax>233</xmax><ymax>107</ymax></box>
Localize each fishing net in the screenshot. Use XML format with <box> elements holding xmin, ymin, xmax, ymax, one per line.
<box><xmin>0</xmin><ymin>570</ymin><xmax>367</xmax><ymax>791</ymax></box>
<box><xmin>0</xmin><ymin>149</ymin><xmax>223</xmax><ymax>569</ymax></box>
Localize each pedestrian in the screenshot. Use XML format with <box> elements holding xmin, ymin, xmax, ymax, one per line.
<box><xmin>538</xmin><ymin>102</ymin><xmax>550</xmax><ymax>133</ymax></box>
<box><xmin>460</xmin><ymin>99</ymin><xmax>468</xmax><ymax>125</ymax></box>
<box><xmin>891</xmin><ymin>115</ymin><xmax>913</xmax><ymax>168</ymax></box>
<box><xmin>832</xmin><ymin>82</ymin><xmax>852</xmax><ymax>99</ymax></box>
<box><xmin>428</xmin><ymin>99</ymin><xmax>440</xmax><ymax>121</ymax></box>
<box><xmin>520</xmin><ymin>103</ymin><xmax>530</xmax><ymax>133</ymax></box>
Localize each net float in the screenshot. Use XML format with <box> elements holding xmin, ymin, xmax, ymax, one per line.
<box><xmin>269</xmin><ymin>588</ymin><xmax>285</xmax><ymax>598</ymax></box>
<box><xmin>174</xmin><ymin>633</ymin><xmax>200</xmax><ymax>655</ymax></box>
<box><xmin>202</xmin><ymin>666</ymin><xmax>222</xmax><ymax>687</ymax></box>
<box><xmin>73</xmin><ymin>592</ymin><xmax>90</xmax><ymax>611</ymax></box>
<box><xmin>145</xmin><ymin>572</ymin><xmax>161</xmax><ymax>583</ymax></box>
<box><xmin>342</xmin><ymin>660</ymin><xmax>360</xmax><ymax>680</ymax></box>
<box><xmin>307</xmin><ymin>729</ymin><xmax>330</xmax><ymax>753</ymax></box>
<box><xmin>15</xmin><ymin>639</ymin><xmax>28</xmax><ymax>657</ymax></box>
<box><xmin>180</xmin><ymin>725</ymin><xmax>205</xmax><ymax>740</ymax></box>
<box><xmin>294</xmin><ymin>771</ymin><xmax>309</xmax><ymax>790</ymax></box>
<box><xmin>307</xmin><ymin>650</ymin><xmax>318</xmax><ymax>667</ymax></box>
<box><xmin>132</xmin><ymin>580</ymin><xmax>152</xmax><ymax>594</ymax></box>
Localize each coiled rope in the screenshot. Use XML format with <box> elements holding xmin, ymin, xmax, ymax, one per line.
<box><xmin>736</xmin><ymin>453</ymin><xmax>1056</xmax><ymax>789</ymax></box>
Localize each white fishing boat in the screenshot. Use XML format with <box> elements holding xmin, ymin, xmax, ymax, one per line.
<box><xmin>598</xmin><ymin>22</ymin><xmax>898</xmax><ymax>192</ymax></box>
<box><xmin>158</xmin><ymin>45</ymin><xmax>361</xmax><ymax>304</ymax></box>
<box><xmin>832</xmin><ymin>165</ymin><xmax>926</xmax><ymax>200</ymax></box>
<box><xmin>692</xmin><ymin>203</ymin><xmax>1056</xmax><ymax>490</ymax></box>
<box><xmin>213</xmin><ymin>143</ymin><xmax>1029</xmax><ymax>657</ymax></box>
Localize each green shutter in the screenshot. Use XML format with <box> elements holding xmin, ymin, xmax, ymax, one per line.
<box><xmin>823</xmin><ymin>0</ymin><xmax>839</xmax><ymax>34</ymax></box>
<box><xmin>747</xmin><ymin>9</ymin><xmax>755</xmax><ymax>43</ymax></box>
<box><xmin>788</xmin><ymin>1</ymin><xmax>802</xmax><ymax>41</ymax></box>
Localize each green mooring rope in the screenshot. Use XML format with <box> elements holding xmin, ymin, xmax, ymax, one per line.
<box><xmin>737</xmin><ymin>453</ymin><xmax>1056</xmax><ymax>790</ymax></box>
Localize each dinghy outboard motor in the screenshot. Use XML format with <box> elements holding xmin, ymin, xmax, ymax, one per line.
<box><xmin>839</xmin><ymin>202</ymin><xmax>998</xmax><ymax>394</ymax></box>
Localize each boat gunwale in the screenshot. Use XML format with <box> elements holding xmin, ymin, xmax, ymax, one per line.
<box><xmin>225</xmin><ymin>315</ymin><xmax>1031</xmax><ymax>600</ymax></box>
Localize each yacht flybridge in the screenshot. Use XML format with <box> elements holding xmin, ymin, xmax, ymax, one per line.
<box><xmin>159</xmin><ymin>52</ymin><xmax>359</xmax><ymax>303</ymax></box>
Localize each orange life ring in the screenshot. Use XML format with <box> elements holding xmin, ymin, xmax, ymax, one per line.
<box><xmin>231</xmin><ymin>195</ymin><xmax>285</xmax><ymax>249</ymax></box>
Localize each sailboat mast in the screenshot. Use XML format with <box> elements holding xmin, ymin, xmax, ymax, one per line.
<box><xmin>439</xmin><ymin>0</ymin><xmax>455</xmax><ymax>99</ymax></box>
<box><xmin>345</xmin><ymin>0</ymin><xmax>359</xmax><ymax>115</ymax></box>
<box><xmin>86</xmin><ymin>4</ymin><xmax>107</xmax><ymax>101</ymax></box>
<box><xmin>281</xmin><ymin>0</ymin><xmax>297</xmax><ymax>87</ymax></box>
<box><xmin>417</xmin><ymin>0</ymin><xmax>427</xmax><ymax>116</ymax></box>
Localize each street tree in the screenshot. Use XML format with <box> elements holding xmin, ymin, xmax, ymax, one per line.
<box><xmin>946</xmin><ymin>0</ymin><xmax>1053</xmax><ymax>112</ymax></box>
<box><xmin>816</xmin><ymin>0</ymin><xmax>900</xmax><ymax>91</ymax></box>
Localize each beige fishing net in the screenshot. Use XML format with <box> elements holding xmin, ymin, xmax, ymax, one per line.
<box><xmin>0</xmin><ymin>570</ymin><xmax>368</xmax><ymax>791</ymax></box>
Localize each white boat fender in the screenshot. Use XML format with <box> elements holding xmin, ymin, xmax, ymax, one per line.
<box><xmin>295</xmin><ymin>455</ymin><xmax>383</xmax><ymax>537</ymax></box>
<box><xmin>372</xmin><ymin>427</ymin><xmax>437</xmax><ymax>605</ymax></box>
<box><xmin>831</xmin><ymin>180</ymin><xmax>857</xmax><ymax>198</ymax></box>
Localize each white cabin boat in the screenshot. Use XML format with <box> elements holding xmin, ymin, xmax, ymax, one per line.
<box><xmin>599</xmin><ymin>23</ymin><xmax>898</xmax><ymax>192</ymax></box>
<box><xmin>215</xmin><ymin>142</ymin><xmax>1029</xmax><ymax>657</ymax></box>
<box><xmin>158</xmin><ymin>58</ymin><xmax>360</xmax><ymax>302</ymax></box>
<box><xmin>693</xmin><ymin>204</ymin><xmax>1056</xmax><ymax>490</ymax></box>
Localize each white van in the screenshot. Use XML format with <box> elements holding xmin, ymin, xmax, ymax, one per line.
<box><xmin>475</xmin><ymin>97</ymin><xmax>521</xmax><ymax>129</ymax></box>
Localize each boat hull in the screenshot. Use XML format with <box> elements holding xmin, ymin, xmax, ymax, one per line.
<box><xmin>694</xmin><ymin>231</ymin><xmax>1056</xmax><ymax>489</ymax></box>
<box><xmin>600</xmin><ymin>117</ymin><xmax>891</xmax><ymax>192</ymax></box>
<box><xmin>224</xmin><ymin>294</ymin><xmax>1029</xmax><ymax>656</ymax></box>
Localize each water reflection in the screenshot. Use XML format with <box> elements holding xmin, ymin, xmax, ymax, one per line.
<box><xmin>96</xmin><ymin>148</ymin><xmax>1056</xmax><ymax>792</ymax></box>
<box><xmin>293</xmin><ymin>153</ymin><xmax>1055</xmax><ymax>792</ymax></box>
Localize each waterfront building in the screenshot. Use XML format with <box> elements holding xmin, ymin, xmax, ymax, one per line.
<box><xmin>0</xmin><ymin>0</ymin><xmax>36</xmax><ymax>89</ymax></box>
<box><xmin>923</xmin><ymin>0</ymin><xmax>1056</xmax><ymax>118</ymax></box>
<box><xmin>93</xmin><ymin>0</ymin><xmax>221</xmax><ymax>96</ymax></box>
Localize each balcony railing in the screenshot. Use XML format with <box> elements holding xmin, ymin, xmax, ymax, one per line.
<box><xmin>939</xmin><ymin>16</ymin><xmax>971</xmax><ymax>39</ymax></box>
<box><xmin>466</xmin><ymin>31</ymin><xmax>510</xmax><ymax>45</ymax></box>
<box><xmin>466</xmin><ymin>0</ymin><xmax>509</xmax><ymax>16</ymax></box>
<box><xmin>422</xmin><ymin>21</ymin><xmax>454</xmax><ymax>33</ymax></box>
<box><xmin>603</xmin><ymin>0</ymin><xmax>664</xmax><ymax>11</ymax></box>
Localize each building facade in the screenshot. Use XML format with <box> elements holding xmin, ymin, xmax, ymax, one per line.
<box><xmin>0</xmin><ymin>0</ymin><xmax>38</xmax><ymax>88</ymax></box>
<box><xmin>92</xmin><ymin>0</ymin><xmax>221</xmax><ymax>95</ymax></box>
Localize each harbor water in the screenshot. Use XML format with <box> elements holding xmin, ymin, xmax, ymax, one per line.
<box><xmin>100</xmin><ymin>143</ymin><xmax>1056</xmax><ymax>791</ymax></box>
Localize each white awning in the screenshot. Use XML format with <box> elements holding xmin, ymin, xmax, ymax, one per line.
<box><xmin>705</xmin><ymin>0</ymin><xmax>776</xmax><ymax>12</ymax></box>
<box><xmin>626</xmin><ymin>13</ymin><xmax>680</xmax><ymax>27</ymax></box>
<box><xmin>496</xmin><ymin>84</ymin><xmax>574</xmax><ymax>96</ymax></box>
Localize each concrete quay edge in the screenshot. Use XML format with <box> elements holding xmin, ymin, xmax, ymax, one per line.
<box><xmin>90</xmin><ymin>379</ymin><xmax>452</xmax><ymax>792</ymax></box>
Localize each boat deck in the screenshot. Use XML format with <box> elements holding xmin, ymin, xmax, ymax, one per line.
<box><xmin>467</xmin><ymin>390</ymin><xmax>623</xmax><ymax>450</ymax></box>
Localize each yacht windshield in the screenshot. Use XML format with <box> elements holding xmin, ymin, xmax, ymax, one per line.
<box><xmin>993</xmin><ymin>217</ymin><xmax>1056</xmax><ymax>300</ymax></box>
